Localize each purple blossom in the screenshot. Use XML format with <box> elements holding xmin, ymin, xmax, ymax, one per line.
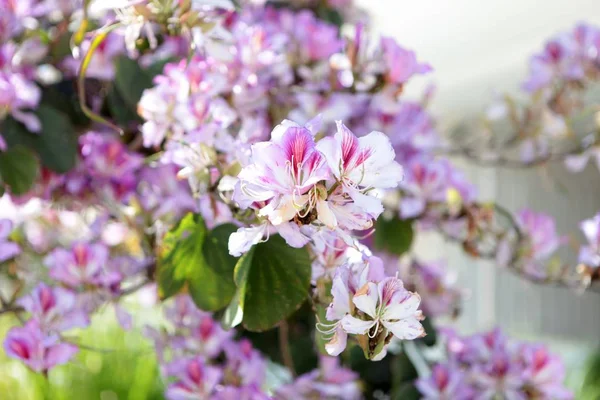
<box><xmin>407</xmin><ymin>261</ymin><xmax>461</xmax><ymax>318</ymax></box>
<box><xmin>62</xmin><ymin>33</ymin><xmax>124</xmax><ymax>80</ymax></box>
<box><xmin>578</xmin><ymin>212</ymin><xmax>600</xmax><ymax>267</ymax></box>
<box><xmin>44</xmin><ymin>242</ymin><xmax>120</xmax><ymax>289</ymax></box>
<box><xmin>0</xmin><ymin>218</ymin><xmax>20</xmax><ymax>262</ymax></box>
<box><xmin>380</xmin><ymin>37</ymin><xmax>432</xmax><ymax>85</ymax></box>
<box><xmin>276</xmin><ymin>356</ymin><xmax>361</xmax><ymax>400</ymax></box>
<box><xmin>18</xmin><ymin>283</ymin><xmax>89</xmax><ymax>332</ymax></box>
<box><xmin>4</xmin><ymin>320</ymin><xmax>78</xmax><ymax>373</ymax></box>
<box><xmin>514</xmin><ymin>209</ymin><xmax>565</xmax><ymax>279</ymax></box>
<box><xmin>165</xmin><ymin>356</ymin><xmax>222</xmax><ymax>400</ymax></box>
<box><xmin>415</xmin><ymin>364</ymin><xmax>473</xmax><ymax>400</ymax></box>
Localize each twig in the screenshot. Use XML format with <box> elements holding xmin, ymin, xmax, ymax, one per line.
<box><xmin>278</xmin><ymin>320</ymin><xmax>296</xmax><ymax>377</ymax></box>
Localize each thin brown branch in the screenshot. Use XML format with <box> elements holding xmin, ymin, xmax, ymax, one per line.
<box><xmin>278</xmin><ymin>320</ymin><xmax>296</xmax><ymax>377</ymax></box>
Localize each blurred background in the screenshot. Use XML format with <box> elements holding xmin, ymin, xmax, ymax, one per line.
<box><xmin>356</xmin><ymin>0</ymin><xmax>600</xmax><ymax>391</ymax></box>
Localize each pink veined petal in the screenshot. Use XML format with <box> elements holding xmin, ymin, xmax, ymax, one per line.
<box><xmin>351</xmin><ymin>282</ymin><xmax>379</xmax><ymax>318</ymax></box>
<box><xmin>325</xmin><ymin>326</ymin><xmax>348</xmax><ymax>356</ymax></box>
<box><xmin>383</xmin><ymin>316</ymin><xmax>424</xmax><ymax>341</ymax></box>
<box><xmin>383</xmin><ymin>292</ymin><xmax>421</xmax><ymax>321</ymax></box>
<box><xmin>341</xmin><ymin>314</ymin><xmax>376</xmax><ymax>335</ymax></box>
<box><xmin>270</xmin><ymin>119</ymin><xmax>301</xmax><ymax>143</ymax></box>
<box><xmin>316</xmin><ymin>136</ymin><xmax>342</xmax><ymax>180</ymax></box>
<box><xmin>353</xmin><ymin>131</ymin><xmax>402</xmax><ymax>188</ymax></box>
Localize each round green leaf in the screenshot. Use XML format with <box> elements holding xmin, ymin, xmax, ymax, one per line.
<box><xmin>236</xmin><ymin>235</ymin><xmax>311</xmax><ymax>332</ymax></box>
<box><xmin>0</xmin><ymin>146</ymin><xmax>40</xmax><ymax>195</ymax></box>
<box><xmin>374</xmin><ymin>216</ymin><xmax>414</xmax><ymax>255</ymax></box>
<box><xmin>188</xmin><ymin>223</ymin><xmax>238</xmax><ymax>311</ymax></box>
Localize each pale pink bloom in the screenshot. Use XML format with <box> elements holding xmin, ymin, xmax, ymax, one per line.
<box><xmin>380</xmin><ymin>37</ymin><xmax>432</xmax><ymax>85</ymax></box>
<box><xmin>579</xmin><ymin>213</ymin><xmax>600</xmax><ymax>266</ymax></box>
<box><xmin>520</xmin><ymin>345</ymin><xmax>573</xmax><ymax>400</ymax></box>
<box><xmin>317</xmin><ymin>121</ymin><xmax>403</xmax><ymax>221</ymax></box>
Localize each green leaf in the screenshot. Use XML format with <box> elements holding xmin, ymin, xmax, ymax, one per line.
<box><xmin>231</xmin><ymin>235</ymin><xmax>311</xmax><ymax>332</ymax></box>
<box><xmin>390</xmin><ymin>350</ymin><xmax>419</xmax><ymax>400</ymax></box>
<box><xmin>114</xmin><ymin>56</ymin><xmax>156</xmax><ymax>109</ymax></box>
<box><xmin>374</xmin><ymin>216</ymin><xmax>414</xmax><ymax>255</ymax></box>
<box><xmin>157</xmin><ymin>213</ymin><xmax>203</xmax><ymax>300</ymax></box>
<box><xmin>0</xmin><ymin>146</ymin><xmax>40</xmax><ymax>195</ymax></box>
<box><xmin>188</xmin><ymin>223</ymin><xmax>238</xmax><ymax>311</ymax></box>
<box><xmin>1</xmin><ymin>106</ymin><xmax>78</xmax><ymax>173</ymax></box>
<box><xmin>157</xmin><ymin>215</ymin><xmax>238</xmax><ymax>312</ymax></box>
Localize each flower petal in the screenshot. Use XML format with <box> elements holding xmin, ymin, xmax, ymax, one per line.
<box><xmin>341</xmin><ymin>315</ymin><xmax>376</xmax><ymax>335</ymax></box>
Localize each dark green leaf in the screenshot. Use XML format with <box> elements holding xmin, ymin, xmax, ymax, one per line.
<box><xmin>390</xmin><ymin>350</ymin><xmax>419</xmax><ymax>400</ymax></box>
<box><xmin>1</xmin><ymin>105</ymin><xmax>78</xmax><ymax>173</ymax></box>
<box><xmin>0</xmin><ymin>146</ymin><xmax>40</xmax><ymax>195</ymax></box>
<box><xmin>106</xmin><ymin>85</ymin><xmax>142</xmax><ymax>126</ymax></box>
<box><xmin>418</xmin><ymin>317</ymin><xmax>437</xmax><ymax>347</ymax></box>
<box><xmin>374</xmin><ymin>216</ymin><xmax>414</xmax><ymax>255</ymax></box>
<box><xmin>232</xmin><ymin>235</ymin><xmax>311</xmax><ymax>332</ymax></box>
<box><xmin>188</xmin><ymin>223</ymin><xmax>238</xmax><ymax>311</ymax></box>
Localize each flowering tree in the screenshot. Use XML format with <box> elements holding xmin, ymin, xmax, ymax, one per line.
<box><xmin>0</xmin><ymin>0</ymin><xmax>597</xmax><ymax>398</ymax></box>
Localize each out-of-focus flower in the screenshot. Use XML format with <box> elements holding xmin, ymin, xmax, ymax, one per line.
<box><xmin>18</xmin><ymin>283</ymin><xmax>89</xmax><ymax>332</ymax></box>
<box><xmin>4</xmin><ymin>320</ymin><xmax>78</xmax><ymax>373</ymax></box>
<box><xmin>276</xmin><ymin>356</ymin><xmax>361</xmax><ymax>400</ymax></box>
<box><xmin>513</xmin><ymin>209</ymin><xmax>565</xmax><ymax>279</ymax></box>
<box><xmin>380</xmin><ymin>37</ymin><xmax>432</xmax><ymax>85</ymax></box>
<box><xmin>415</xmin><ymin>364</ymin><xmax>473</xmax><ymax>400</ymax></box>
<box><xmin>0</xmin><ymin>218</ymin><xmax>20</xmax><ymax>262</ymax></box>
<box><xmin>425</xmin><ymin>328</ymin><xmax>573</xmax><ymax>400</ymax></box>
<box><xmin>404</xmin><ymin>261</ymin><xmax>461</xmax><ymax>318</ymax></box>
<box><xmin>165</xmin><ymin>356</ymin><xmax>222</xmax><ymax>400</ymax></box>
<box><xmin>578</xmin><ymin>212</ymin><xmax>600</xmax><ymax>267</ymax></box>
<box><xmin>44</xmin><ymin>242</ymin><xmax>119</xmax><ymax>288</ymax></box>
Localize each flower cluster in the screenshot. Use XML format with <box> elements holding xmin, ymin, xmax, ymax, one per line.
<box><xmin>319</xmin><ymin>255</ymin><xmax>425</xmax><ymax>360</ymax></box>
<box><xmin>229</xmin><ymin>119</ymin><xmax>403</xmax><ymax>255</ymax></box>
<box><xmin>416</xmin><ymin>328</ymin><xmax>573</xmax><ymax>399</ymax></box>
<box><xmin>146</xmin><ymin>295</ymin><xmax>361</xmax><ymax>399</ymax></box>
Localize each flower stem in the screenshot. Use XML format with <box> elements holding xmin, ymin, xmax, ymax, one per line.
<box><xmin>279</xmin><ymin>320</ymin><xmax>296</xmax><ymax>377</ymax></box>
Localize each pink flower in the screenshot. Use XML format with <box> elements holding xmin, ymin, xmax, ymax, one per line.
<box><xmin>380</xmin><ymin>37</ymin><xmax>432</xmax><ymax>85</ymax></box>
<box><xmin>165</xmin><ymin>356</ymin><xmax>222</xmax><ymax>400</ymax></box>
<box><xmin>416</xmin><ymin>364</ymin><xmax>473</xmax><ymax>400</ymax></box>
<box><xmin>4</xmin><ymin>320</ymin><xmax>78</xmax><ymax>373</ymax></box>
<box><xmin>0</xmin><ymin>219</ymin><xmax>20</xmax><ymax>263</ymax></box>
<box><xmin>276</xmin><ymin>356</ymin><xmax>361</xmax><ymax>400</ymax></box>
<box><xmin>18</xmin><ymin>283</ymin><xmax>89</xmax><ymax>332</ymax></box>
<box><xmin>316</xmin><ymin>121</ymin><xmax>403</xmax><ymax>222</ymax></box>
<box><xmin>520</xmin><ymin>344</ymin><xmax>573</xmax><ymax>399</ymax></box>
<box><xmin>44</xmin><ymin>242</ymin><xmax>119</xmax><ymax>288</ymax></box>
<box><xmin>579</xmin><ymin>213</ymin><xmax>600</xmax><ymax>267</ymax></box>
<box><xmin>320</xmin><ymin>256</ymin><xmax>424</xmax><ymax>360</ymax></box>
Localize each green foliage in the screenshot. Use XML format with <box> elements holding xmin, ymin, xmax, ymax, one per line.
<box><xmin>157</xmin><ymin>214</ymin><xmax>238</xmax><ymax>312</ymax></box>
<box><xmin>390</xmin><ymin>350</ymin><xmax>420</xmax><ymax>400</ymax></box>
<box><xmin>0</xmin><ymin>314</ymin><xmax>164</xmax><ymax>400</ymax></box>
<box><xmin>228</xmin><ymin>235</ymin><xmax>312</xmax><ymax>332</ymax></box>
<box><xmin>0</xmin><ymin>145</ymin><xmax>40</xmax><ymax>195</ymax></box>
<box><xmin>374</xmin><ymin>216</ymin><xmax>414</xmax><ymax>255</ymax></box>
<box><xmin>1</xmin><ymin>105</ymin><xmax>78</xmax><ymax>174</ymax></box>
